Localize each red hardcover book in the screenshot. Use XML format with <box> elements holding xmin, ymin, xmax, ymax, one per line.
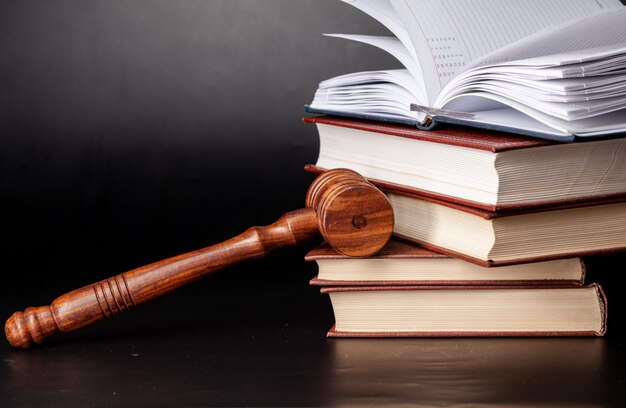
<box><xmin>306</xmin><ymin>164</ymin><xmax>626</xmax><ymax>266</ymax></box>
<box><xmin>306</xmin><ymin>240</ymin><xmax>586</xmax><ymax>286</ymax></box>
<box><xmin>304</xmin><ymin>116</ymin><xmax>626</xmax><ymax>212</ymax></box>
<box><xmin>321</xmin><ymin>284</ymin><xmax>607</xmax><ymax>337</ymax></box>
<box><xmin>385</xmin><ymin>188</ymin><xmax>626</xmax><ymax>266</ymax></box>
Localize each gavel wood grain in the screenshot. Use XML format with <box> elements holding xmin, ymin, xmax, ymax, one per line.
<box><xmin>5</xmin><ymin>169</ymin><xmax>393</xmax><ymax>349</ymax></box>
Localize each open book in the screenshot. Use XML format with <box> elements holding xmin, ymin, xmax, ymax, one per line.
<box><xmin>306</xmin><ymin>0</ymin><xmax>626</xmax><ymax>141</ymax></box>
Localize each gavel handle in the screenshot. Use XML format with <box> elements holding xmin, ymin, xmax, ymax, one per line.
<box><xmin>5</xmin><ymin>208</ymin><xmax>319</xmax><ymax>349</ymax></box>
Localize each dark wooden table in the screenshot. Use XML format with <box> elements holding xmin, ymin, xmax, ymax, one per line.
<box><xmin>2</xmin><ymin>249</ymin><xmax>625</xmax><ymax>407</ymax></box>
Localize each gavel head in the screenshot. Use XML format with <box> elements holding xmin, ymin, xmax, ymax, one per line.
<box><xmin>306</xmin><ymin>169</ymin><xmax>394</xmax><ymax>257</ymax></box>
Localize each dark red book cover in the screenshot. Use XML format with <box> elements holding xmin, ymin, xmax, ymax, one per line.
<box><xmin>306</xmin><ymin>240</ymin><xmax>586</xmax><ymax>286</ymax></box>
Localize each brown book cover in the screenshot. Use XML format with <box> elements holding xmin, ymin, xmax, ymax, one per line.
<box><xmin>325</xmin><ymin>325</ymin><xmax>605</xmax><ymax>338</ymax></box>
<box><xmin>321</xmin><ymin>284</ymin><xmax>607</xmax><ymax>338</ymax></box>
<box><xmin>303</xmin><ymin>116</ymin><xmax>553</xmax><ymax>153</ymax></box>
<box><xmin>307</xmin><ymin>240</ymin><xmax>586</xmax><ymax>286</ymax></box>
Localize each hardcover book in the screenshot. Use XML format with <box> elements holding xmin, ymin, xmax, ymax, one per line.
<box><xmin>304</xmin><ymin>116</ymin><xmax>626</xmax><ymax>211</ymax></box>
<box><xmin>382</xmin><ymin>189</ymin><xmax>626</xmax><ymax>266</ymax></box>
<box><xmin>306</xmin><ymin>0</ymin><xmax>626</xmax><ymax>141</ymax></box>
<box><xmin>321</xmin><ymin>284</ymin><xmax>607</xmax><ymax>337</ymax></box>
<box><xmin>306</xmin><ymin>240</ymin><xmax>586</xmax><ymax>286</ymax></box>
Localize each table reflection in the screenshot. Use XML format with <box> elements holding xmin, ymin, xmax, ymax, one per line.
<box><xmin>327</xmin><ymin>338</ymin><xmax>608</xmax><ymax>407</ymax></box>
<box><xmin>1</xmin><ymin>332</ymin><xmax>612</xmax><ymax>406</ymax></box>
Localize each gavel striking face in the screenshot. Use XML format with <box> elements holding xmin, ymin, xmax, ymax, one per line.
<box><xmin>5</xmin><ymin>169</ymin><xmax>393</xmax><ymax>349</ymax></box>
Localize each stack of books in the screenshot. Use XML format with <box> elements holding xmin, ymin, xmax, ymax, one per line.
<box><xmin>303</xmin><ymin>116</ymin><xmax>626</xmax><ymax>337</ymax></box>
<box><xmin>302</xmin><ymin>0</ymin><xmax>626</xmax><ymax>337</ymax></box>
<box><xmin>306</xmin><ymin>238</ymin><xmax>607</xmax><ymax>337</ymax></box>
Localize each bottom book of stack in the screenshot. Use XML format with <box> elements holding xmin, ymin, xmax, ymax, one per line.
<box><xmin>306</xmin><ymin>240</ymin><xmax>607</xmax><ymax>337</ymax></box>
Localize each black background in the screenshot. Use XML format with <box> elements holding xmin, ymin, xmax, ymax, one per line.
<box><xmin>0</xmin><ymin>0</ymin><xmax>397</xmax><ymax>281</ymax></box>
<box><xmin>2</xmin><ymin>1</ymin><xmax>626</xmax><ymax>406</ymax></box>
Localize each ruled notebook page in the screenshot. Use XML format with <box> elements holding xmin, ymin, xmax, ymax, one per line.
<box><xmin>387</xmin><ymin>0</ymin><xmax>623</xmax><ymax>104</ymax></box>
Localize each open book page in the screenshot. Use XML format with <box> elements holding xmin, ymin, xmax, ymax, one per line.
<box><xmin>469</xmin><ymin>8</ymin><xmax>626</xmax><ymax>69</ymax></box>
<box><xmin>311</xmin><ymin>69</ymin><xmax>424</xmax><ymax>121</ymax></box>
<box><xmin>461</xmin><ymin>55</ymin><xmax>626</xmax><ymax>80</ymax></box>
<box><xmin>444</xmin><ymin>74</ymin><xmax>626</xmax><ymax>94</ymax></box>
<box><xmin>443</xmin><ymin>95</ymin><xmax>626</xmax><ymax>136</ymax></box>
<box><xmin>385</xmin><ymin>0</ymin><xmax>623</xmax><ymax>104</ymax></box>
<box><xmin>341</xmin><ymin>0</ymin><xmax>416</xmax><ymax>60</ymax></box>
<box><xmin>434</xmin><ymin>10</ymin><xmax>626</xmax><ymax>122</ymax></box>
<box><xmin>434</xmin><ymin>69</ymin><xmax>626</xmax><ymax>122</ymax></box>
<box><xmin>324</xmin><ymin>34</ymin><xmax>424</xmax><ymax>95</ymax></box>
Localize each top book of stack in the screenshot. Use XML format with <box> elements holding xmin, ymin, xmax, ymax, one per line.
<box><xmin>306</xmin><ymin>0</ymin><xmax>626</xmax><ymax>141</ymax></box>
<box><xmin>305</xmin><ymin>116</ymin><xmax>626</xmax><ymax>211</ymax></box>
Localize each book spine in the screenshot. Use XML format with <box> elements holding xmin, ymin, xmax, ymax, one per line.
<box><xmin>594</xmin><ymin>283</ymin><xmax>608</xmax><ymax>336</ymax></box>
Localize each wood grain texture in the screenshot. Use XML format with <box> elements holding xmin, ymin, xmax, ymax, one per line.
<box><xmin>5</xmin><ymin>169</ymin><xmax>393</xmax><ymax>348</ymax></box>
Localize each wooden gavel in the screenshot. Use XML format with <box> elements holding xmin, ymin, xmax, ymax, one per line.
<box><xmin>5</xmin><ymin>169</ymin><xmax>394</xmax><ymax>349</ymax></box>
